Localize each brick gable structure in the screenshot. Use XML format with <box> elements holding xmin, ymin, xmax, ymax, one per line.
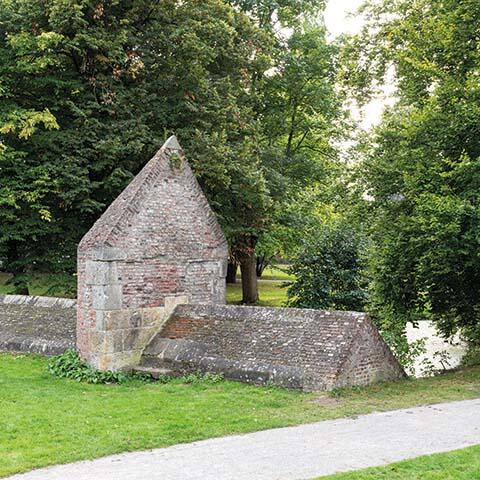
<box><xmin>77</xmin><ymin>136</ymin><xmax>228</xmax><ymax>370</ymax></box>
<box><xmin>73</xmin><ymin>135</ymin><xmax>406</xmax><ymax>389</ymax></box>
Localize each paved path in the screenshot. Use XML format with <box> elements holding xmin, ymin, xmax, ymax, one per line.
<box><xmin>8</xmin><ymin>399</ymin><xmax>480</xmax><ymax>480</ymax></box>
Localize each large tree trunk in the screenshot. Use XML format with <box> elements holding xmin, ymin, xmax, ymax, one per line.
<box><xmin>240</xmin><ymin>252</ymin><xmax>258</xmax><ymax>304</ymax></box>
<box><xmin>226</xmin><ymin>261</ymin><xmax>238</xmax><ymax>284</ymax></box>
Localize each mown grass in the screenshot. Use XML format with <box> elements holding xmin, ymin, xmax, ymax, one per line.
<box><xmin>255</xmin><ymin>265</ymin><xmax>294</xmax><ymax>281</ymax></box>
<box><xmin>1</xmin><ymin>354</ymin><xmax>480</xmax><ymax>477</ymax></box>
<box><xmin>226</xmin><ymin>280</ymin><xmax>288</xmax><ymax>307</ymax></box>
<box><xmin>320</xmin><ymin>445</ymin><xmax>480</xmax><ymax>479</ymax></box>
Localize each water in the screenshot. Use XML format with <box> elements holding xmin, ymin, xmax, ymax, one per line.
<box><xmin>406</xmin><ymin>321</ymin><xmax>467</xmax><ymax>377</ymax></box>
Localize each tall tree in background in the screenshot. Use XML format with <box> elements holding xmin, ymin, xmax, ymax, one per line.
<box><xmin>0</xmin><ymin>0</ymin><xmax>272</xmax><ymax>292</ymax></box>
<box><xmin>226</xmin><ymin>0</ymin><xmax>344</xmax><ymax>302</ymax></box>
<box><xmin>255</xmin><ymin>22</ymin><xmax>344</xmax><ymax>272</ymax></box>
<box><xmin>344</xmin><ymin>0</ymin><xmax>480</xmax><ymax>347</ymax></box>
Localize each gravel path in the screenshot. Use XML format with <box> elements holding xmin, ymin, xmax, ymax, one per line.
<box><xmin>7</xmin><ymin>398</ymin><xmax>480</xmax><ymax>480</ymax></box>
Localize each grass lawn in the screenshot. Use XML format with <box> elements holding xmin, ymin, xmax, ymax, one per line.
<box><xmin>256</xmin><ymin>265</ymin><xmax>294</xmax><ymax>281</ymax></box>
<box><xmin>1</xmin><ymin>354</ymin><xmax>480</xmax><ymax>477</ymax></box>
<box><xmin>320</xmin><ymin>445</ymin><xmax>480</xmax><ymax>479</ymax></box>
<box><xmin>226</xmin><ymin>279</ymin><xmax>288</xmax><ymax>307</ymax></box>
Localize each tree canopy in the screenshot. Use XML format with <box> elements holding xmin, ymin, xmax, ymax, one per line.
<box><xmin>344</xmin><ymin>0</ymin><xmax>480</xmax><ymax>346</ymax></box>
<box><xmin>0</xmin><ymin>0</ymin><xmax>343</xmax><ymax>304</ymax></box>
<box><xmin>0</xmin><ymin>0</ymin><xmax>271</xmax><ymax>273</ymax></box>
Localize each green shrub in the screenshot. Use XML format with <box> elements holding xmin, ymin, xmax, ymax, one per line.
<box><xmin>286</xmin><ymin>224</ymin><xmax>367</xmax><ymax>311</ymax></box>
<box><xmin>181</xmin><ymin>371</ymin><xmax>224</xmax><ymax>384</ymax></box>
<box><xmin>47</xmin><ymin>349</ymin><xmax>149</xmax><ymax>384</ymax></box>
<box><xmin>461</xmin><ymin>347</ymin><xmax>480</xmax><ymax>368</ymax></box>
<box><xmin>48</xmin><ymin>350</ymin><xmax>225</xmax><ymax>385</ymax></box>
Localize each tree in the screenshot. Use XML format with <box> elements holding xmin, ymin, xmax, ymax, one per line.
<box><xmin>0</xmin><ymin>108</ymin><xmax>59</xmax><ymax>289</ymax></box>
<box><xmin>344</xmin><ymin>0</ymin><xmax>480</xmax><ymax>346</ymax></box>
<box><xmin>286</xmin><ymin>223</ymin><xmax>367</xmax><ymax>311</ymax></box>
<box><xmin>230</xmin><ymin>0</ymin><xmax>325</xmax><ymax>30</ymax></box>
<box><xmin>221</xmin><ymin>1</ymin><xmax>347</xmax><ymax>303</ymax></box>
<box><xmin>0</xmin><ymin>0</ymin><xmax>273</xmax><ymax>293</ymax></box>
<box><xmin>253</xmin><ymin>22</ymin><xmax>345</xmax><ymax>279</ymax></box>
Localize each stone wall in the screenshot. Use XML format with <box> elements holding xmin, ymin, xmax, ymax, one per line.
<box><xmin>141</xmin><ymin>304</ymin><xmax>406</xmax><ymax>391</ymax></box>
<box><xmin>0</xmin><ymin>293</ymin><xmax>406</xmax><ymax>391</ymax></box>
<box><xmin>77</xmin><ymin>136</ymin><xmax>228</xmax><ymax>370</ymax></box>
<box><xmin>0</xmin><ymin>295</ymin><xmax>76</xmax><ymax>355</ymax></box>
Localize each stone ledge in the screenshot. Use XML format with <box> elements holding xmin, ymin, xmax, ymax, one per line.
<box><xmin>141</xmin><ymin>338</ymin><xmax>305</xmax><ymax>389</ymax></box>
<box><xmin>0</xmin><ymin>294</ymin><xmax>76</xmax><ymax>309</ymax></box>
<box><xmin>144</xmin><ymin>303</ymin><xmax>406</xmax><ymax>391</ymax></box>
<box><xmin>172</xmin><ymin>303</ymin><xmax>366</xmax><ymax>323</ymax></box>
<box><xmin>0</xmin><ymin>294</ymin><xmax>77</xmax><ymax>356</ymax></box>
<box><xmin>0</xmin><ymin>334</ymin><xmax>74</xmax><ymax>356</ymax></box>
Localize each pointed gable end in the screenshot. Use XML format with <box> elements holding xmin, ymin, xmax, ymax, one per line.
<box><xmin>77</xmin><ymin>136</ymin><xmax>228</xmax><ymax>369</ymax></box>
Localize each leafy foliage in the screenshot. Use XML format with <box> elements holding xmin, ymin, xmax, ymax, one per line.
<box><xmin>345</xmin><ymin>0</ymin><xmax>480</xmax><ymax>346</ymax></box>
<box><xmin>253</xmin><ymin>21</ymin><xmax>346</xmax><ymax>275</ymax></box>
<box><xmin>0</xmin><ymin>0</ymin><xmax>273</xmax><ymax>278</ymax></box>
<box><xmin>230</xmin><ymin>0</ymin><xmax>325</xmax><ymax>30</ymax></box>
<box><xmin>48</xmin><ymin>349</ymin><xmax>134</xmax><ymax>384</ymax></box>
<box><xmin>181</xmin><ymin>371</ymin><xmax>225</xmax><ymax>385</ymax></box>
<box><xmin>286</xmin><ymin>224</ymin><xmax>367</xmax><ymax>311</ymax></box>
<box><xmin>48</xmin><ymin>349</ymin><xmax>225</xmax><ymax>385</ymax></box>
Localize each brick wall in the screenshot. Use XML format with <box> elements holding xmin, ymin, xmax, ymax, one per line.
<box><xmin>77</xmin><ymin>136</ymin><xmax>228</xmax><ymax>370</ymax></box>
<box><xmin>142</xmin><ymin>304</ymin><xmax>406</xmax><ymax>391</ymax></box>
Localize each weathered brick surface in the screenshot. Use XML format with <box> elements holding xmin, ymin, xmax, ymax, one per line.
<box><xmin>0</xmin><ymin>295</ymin><xmax>76</xmax><ymax>355</ymax></box>
<box><xmin>69</xmin><ymin>135</ymin><xmax>405</xmax><ymax>386</ymax></box>
<box><xmin>142</xmin><ymin>304</ymin><xmax>406</xmax><ymax>391</ymax></box>
<box><xmin>77</xmin><ymin>136</ymin><xmax>228</xmax><ymax>369</ymax></box>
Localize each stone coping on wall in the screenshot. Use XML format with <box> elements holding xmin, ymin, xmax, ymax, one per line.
<box><xmin>0</xmin><ymin>294</ymin><xmax>76</xmax><ymax>308</ymax></box>
<box><xmin>172</xmin><ymin>303</ymin><xmax>366</xmax><ymax>322</ymax></box>
<box><xmin>0</xmin><ymin>294</ymin><xmax>76</xmax><ymax>356</ymax></box>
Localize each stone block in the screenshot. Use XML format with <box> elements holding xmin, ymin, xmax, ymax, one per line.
<box><xmin>85</xmin><ymin>261</ymin><xmax>120</xmax><ymax>286</ymax></box>
<box><xmin>98</xmin><ymin>351</ymin><xmax>138</xmax><ymax>371</ymax></box>
<box><xmin>123</xmin><ymin>328</ymin><xmax>143</xmax><ymax>351</ymax></box>
<box><xmin>91</xmin><ymin>285</ymin><xmax>123</xmax><ymax>310</ymax></box>
<box><xmin>129</xmin><ymin>310</ymin><xmax>142</xmax><ymax>328</ymax></box>
<box><xmin>102</xmin><ymin>309</ymin><xmax>131</xmax><ymax>330</ymax></box>
<box><xmin>164</xmin><ymin>295</ymin><xmax>189</xmax><ymax>313</ymax></box>
<box><xmin>141</xmin><ymin>307</ymin><xmax>166</xmax><ymax>327</ymax></box>
<box><xmin>90</xmin><ymin>247</ymin><xmax>127</xmax><ymax>262</ymax></box>
<box><xmin>102</xmin><ymin>330</ymin><xmax>124</xmax><ymax>354</ymax></box>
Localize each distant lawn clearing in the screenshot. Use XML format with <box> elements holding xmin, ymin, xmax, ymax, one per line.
<box><xmin>256</xmin><ymin>265</ymin><xmax>294</xmax><ymax>281</ymax></box>
<box><xmin>226</xmin><ymin>280</ymin><xmax>288</xmax><ymax>307</ymax></box>
<box><xmin>320</xmin><ymin>445</ymin><xmax>480</xmax><ymax>479</ymax></box>
<box><xmin>1</xmin><ymin>354</ymin><xmax>480</xmax><ymax>477</ymax></box>
<box><xmin>0</xmin><ymin>272</ymin><xmax>76</xmax><ymax>298</ymax></box>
